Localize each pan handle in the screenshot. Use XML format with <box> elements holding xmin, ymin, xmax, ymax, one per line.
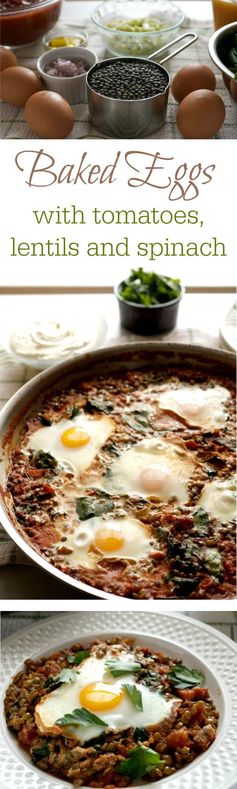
<box><xmin>148</xmin><ymin>32</ymin><xmax>198</xmax><ymax>64</ymax></box>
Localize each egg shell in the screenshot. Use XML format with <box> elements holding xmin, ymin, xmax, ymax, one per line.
<box><xmin>172</xmin><ymin>65</ymin><xmax>216</xmax><ymax>103</ymax></box>
<box><xmin>177</xmin><ymin>89</ymin><xmax>225</xmax><ymax>139</ymax></box>
<box><xmin>24</xmin><ymin>90</ymin><xmax>74</xmax><ymax>138</ymax></box>
<box><xmin>0</xmin><ymin>46</ymin><xmax>17</xmax><ymax>72</ymax></box>
<box><xmin>0</xmin><ymin>66</ymin><xmax>44</xmax><ymax>106</ymax></box>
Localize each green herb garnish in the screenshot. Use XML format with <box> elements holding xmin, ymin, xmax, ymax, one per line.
<box><xmin>67</xmin><ymin>649</ymin><xmax>90</xmax><ymax>665</ymax></box>
<box><xmin>56</xmin><ymin>707</ymin><xmax>106</xmax><ymax>728</ymax></box>
<box><xmin>76</xmin><ymin>492</ymin><xmax>114</xmax><ymax>521</ymax></box>
<box><xmin>119</xmin><ymin>268</ymin><xmax>180</xmax><ymax>306</ymax></box>
<box><xmin>134</xmin><ymin>727</ymin><xmax>149</xmax><ymax>742</ymax></box>
<box><xmin>32</xmin><ymin>744</ymin><xmax>50</xmax><ymax>761</ymax></box>
<box><xmin>86</xmin><ymin>398</ymin><xmax>113</xmax><ymax>414</ymax></box>
<box><xmin>117</xmin><ymin>745</ymin><xmax>164</xmax><ymax>778</ymax></box>
<box><xmin>204</xmin><ymin>548</ymin><xmax>222</xmax><ymax>579</ymax></box>
<box><xmin>33</xmin><ymin>450</ymin><xmax>58</xmax><ymax>471</ymax></box>
<box><xmin>122</xmin><ymin>684</ymin><xmax>143</xmax><ymax>710</ymax></box>
<box><xmin>193</xmin><ymin>508</ymin><xmax>210</xmax><ymax>536</ymax></box>
<box><xmin>168</xmin><ymin>664</ymin><xmax>205</xmax><ymax>689</ymax></box>
<box><xmin>106</xmin><ymin>659</ymin><xmax>141</xmax><ymax>677</ymax></box>
<box><xmin>70</xmin><ymin>404</ymin><xmax>80</xmax><ymax>419</ymax></box>
<box><xmin>44</xmin><ymin>668</ymin><xmax>77</xmax><ymax>691</ymax></box>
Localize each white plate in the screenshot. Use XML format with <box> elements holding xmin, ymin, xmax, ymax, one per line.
<box><xmin>1</xmin><ymin>611</ymin><xmax>237</xmax><ymax>789</ymax></box>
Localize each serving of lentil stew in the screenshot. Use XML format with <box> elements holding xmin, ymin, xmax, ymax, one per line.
<box><xmin>6</xmin><ymin>365</ymin><xmax>236</xmax><ymax>599</ymax></box>
<box><xmin>4</xmin><ymin>637</ymin><xmax>219</xmax><ymax>787</ymax></box>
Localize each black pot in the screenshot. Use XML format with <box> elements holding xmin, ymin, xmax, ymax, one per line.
<box><xmin>115</xmin><ymin>283</ymin><xmax>183</xmax><ymax>335</ymax></box>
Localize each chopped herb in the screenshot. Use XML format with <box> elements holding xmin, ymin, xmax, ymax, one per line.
<box><xmin>134</xmin><ymin>727</ymin><xmax>149</xmax><ymax>742</ymax></box>
<box><xmin>193</xmin><ymin>508</ymin><xmax>210</xmax><ymax>536</ymax></box>
<box><xmin>106</xmin><ymin>443</ymin><xmax>120</xmax><ymax>457</ymax></box>
<box><xmin>76</xmin><ymin>493</ymin><xmax>114</xmax><ymax>521</ymax></box>
<box><xmin>204</xmin><ymin>548</ymin><xmax>222</xmax><ymax>579</ymax></box>
<box><xmin>44</xmin><ymin>668</ymin><xmax>77</xmax><ymax>691</ymax></box>
<box><xmin>70</xmin><ymin>404</ymin><xmax>80</xmax><ymax>419</ymax></box>
<box><xmin>33</xmin><ymin>450</ymin><xmax>58</xmax><ymax>471</ymax></box>
<box><xmin>119</xmin><ymin>268</ymin><xmax>180</xmax><ymax>306</ymax></box>
<box><xmin>168</xmin><ymin>664</ymin><xmax>205</xmax><ymax>689</ymax></box>
<box><xmin>40</xmin><ymin>415</ymin><xmax>52</xmax><ymax>426</ymax></box>
<box><xmin>117</xmin><ymin>745</ymin><xmax>164</xmax><ymax>778</ymax></box>
<box><xmin>122</xmin><ymin>684</ymin><xmax>143</xmax><ymax>710</ymax></box>
<box><xmin>106</xmin><ymin>659</ymin><xmax>142</xmax><ymax>677</ymax></box>
<box><xmin>86</xmin><ymin>398</ymin><xmax>113</xmax><ymax>414</ymax></box>
<box><xmin>56</xmin><ymin>707</ymin><xmax>106</xmax><ymax>728</ymax></box>
<box><xmin>67</xmin><ymin>649</ymin><xmax>90</xmax><ymax>665</ymax></box>
<box><xmin>32</xmin><ymin>744</ymin><xmax>50</xmax><ymax>761</ymax></box>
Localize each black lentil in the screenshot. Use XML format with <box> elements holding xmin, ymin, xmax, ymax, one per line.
<box><xmin>88</xmin><ymin>60</ymin><xmax>168</xmax><ymax>100</ymax></box>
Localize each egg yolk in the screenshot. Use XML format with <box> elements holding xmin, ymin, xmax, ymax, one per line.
<box><xmin>80</xmin><ymin>682</ymin><xmax>124</xmax><ymax>711</ymax></box>
<box><xmin>139</xmin><ymin>465</ymin><xmax>169</xmax><ymax>493</ymax></box>
<box><xmin>94</xmin><ymin>528</ymin><xmax>124</xmax><ymax>552</ymax></box>
<box><xmin>61</xmin><ymin>427</ymin><xmax>90</xmax><ymax>448</ymax></box>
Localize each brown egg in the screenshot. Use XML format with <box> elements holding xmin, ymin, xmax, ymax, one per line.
<box><xmin>0</xmin><ymin>66</ymin><xmax>44</xmax><ymax>106</ymax></box>
<box><xmin>177</xmin><ymin>89</ymin><xmax>226</xmax><ymax>139</ymax></box>
<box><xmin>24</xmin><ymin>91</ymin><xmax>74</xmax><ymax>138</ymax></box>
<box><xmin>172</xmin><ymin>65</ymin><xmax>216</xmax><ymax>103</ymax></box>
<box><xmin>0</xmin><ymin>46</ymin><xmax>17</xmax><ymax>72</ymax></box>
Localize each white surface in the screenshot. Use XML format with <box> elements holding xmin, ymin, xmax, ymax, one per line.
<box><xmin>1</xmin><ymin>611</ymin><xmax>237</xmax><ymax>789</ymax></box>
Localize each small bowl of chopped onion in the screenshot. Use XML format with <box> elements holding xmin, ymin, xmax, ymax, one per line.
<box><xmin>92</xmin><ymin>0</ymin><xmax>184</xmax><ymax>57</ymax></box>
<box><xmin>115</xmin><ymin>268</ymin><xmax>183</xmax><ymax>335</ymax></box>
<box><xmin>37</xmin><ymin>46</ymin><xmax>97</xmax><ymax>103</ymax></box>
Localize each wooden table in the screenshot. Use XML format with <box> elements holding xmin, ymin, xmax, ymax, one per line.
<box><xmin>0</xmin><ymin>290</ymin><xmax>234</xmax><ymax>600</ymax></box>
<box><xmin>1</xmin><ymin>0</ymin><xmax>237</xmax><ymax>139</ymax></box>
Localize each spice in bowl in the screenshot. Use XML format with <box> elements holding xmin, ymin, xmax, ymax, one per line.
<box><xmin>88</xmin><ymin>59</ymin><xmax>169</xmax><ymax>99</ymax></box>
<box><xmin>44</xmin><ymin>57</ymin><xmax>88</xmax><ymax>77</ymax></box>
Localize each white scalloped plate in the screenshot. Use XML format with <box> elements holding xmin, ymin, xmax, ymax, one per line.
<box><xmin>1</xmin><ymin>612</ymin><xmax>237</xmax><ymax>789</ymax></box>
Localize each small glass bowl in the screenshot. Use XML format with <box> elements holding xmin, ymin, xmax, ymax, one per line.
<box><xmin>92</xmin><ymin>0</ymin><xmax>184</xmax><ymax>57</ymax></box>
<box><xmin>43</xmin><ymin>25</ymin><xmax>88</xmax><ymax>50</ymax></box>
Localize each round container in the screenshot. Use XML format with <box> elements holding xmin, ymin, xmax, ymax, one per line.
<box><xmin>209</xmin><ymin>20</ymin><xmax>237</xmax><ymax>98</ymax></box>
<box><xmin>0</xmin><ymin>0</ymin><xmax>63</xmax><ymax>48</ymax></box>
<box><xmin>87</xmin><ymin>55</ymin><xmax>169</xmax><ymax>136</ymax></box>
<box><xmin>43</xmin><ymin>25</ymin><xmax>88</xmax><ymax>49</ymax></box>
<box><xmin>37</xmin><ymin>46</ymin><xmax>98</xmax><ymax>103</ymax></box>
<box><xmin>92</xmin><ymin>0</ymin><xmax>184</xmax><ymax>57</ymax></box>
<box><xmin>115</xmin><ymin>281</ymin><xmax>183</xmax><ymax>334</ymax></box>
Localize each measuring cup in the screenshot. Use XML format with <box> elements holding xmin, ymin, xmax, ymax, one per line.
<box><xmin>86</xmin><ymin>31</ymin><xmax>198</xmax><ymax>137</ymax></box>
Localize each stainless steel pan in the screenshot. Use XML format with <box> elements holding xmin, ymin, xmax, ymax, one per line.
<box><xmin>0</xmin><ymin>342</ymin><xmax>235</xmax><ymax>600</ymax></box>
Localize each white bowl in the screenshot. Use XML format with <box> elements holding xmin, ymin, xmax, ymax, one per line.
<box><xmin>1</xmin><ymin>619</ymin><xmax>228</xmax><ymax>789</ymax></box>
<box><xmin>37</xmin><ymin>45</ymin><xmax>98</xmax><ymax>103</ymax></box>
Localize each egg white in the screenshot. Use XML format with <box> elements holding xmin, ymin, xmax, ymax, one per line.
<box><xmin>57</xmin><ymin>514</ymin><xmax>152</xmax><ymax>568</ymax></box>
<box><xmin>28</xmin><ymin>413</ymin><xmax>114</xmax><ymax>475</ymax></box>
<box><xmin>196</xmin><ymin>476</ymin><xmax>236</xmax><ymax>522</ymax></box>
<box><xmin>35</xmin><ymin>650</ymin><xmax>176</xmax><ymax>743</ymax></box>
<box><xmin>158</xmin><ymin>385</ymin><xmax>230</xmax><ymax>428</ymax></box>
<box><xmin>97</xmin><ymin>438</ymin><xmax>195</xmax><ymax>503</ymax></box>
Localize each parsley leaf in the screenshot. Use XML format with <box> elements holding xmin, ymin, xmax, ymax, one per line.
<box><xmin>117</xmin><ymin>745</ymin><xmax>164</xmax><ymax>778</ymax></box>
<box><xmin>56</xmin><ymin>707</ymin><xmax>106</xmax><ymax>728</ymax></box>
<box><xmin>122</xmin><ymin>684</ymin><xmax>143</xmax><ymax>711</ymax></box>
<box><xmin>67</xmin><ymin>649</ymin><xmax>90</xmax><ymax>665</ymax></box>
<box><xmin>32</xmin><ymin>744</ymin><xmax>50</xmax><ymax>761</ymax></box>
<box><xmin>167</xmin><ymin>664</ymin><xmax>205</xmax><ymax>689</ymax></box>
<box><xmin>106</xmin><ymin>659</ymin><xmax>141</xmax><ymax>677</ymax></box>
<box><xmin>44</xmin><ymin>668</ymin><xmax>77</xmax><ymax>691</ymax></box>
